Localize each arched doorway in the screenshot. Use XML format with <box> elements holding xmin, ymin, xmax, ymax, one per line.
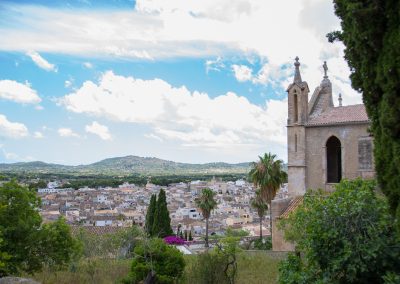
<box><xmin>326</xmin><ymin>136</ymin><xmax>342</xmax><ymax>183</ymax></box>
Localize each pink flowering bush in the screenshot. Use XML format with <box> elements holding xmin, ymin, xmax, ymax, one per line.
<box><xmin>163</xmin><ymin>236</ymin><xmax>186</xmax><ymax>245</ymax></box>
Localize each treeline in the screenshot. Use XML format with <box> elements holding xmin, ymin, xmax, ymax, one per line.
<box><xmin>1</xmin><ymin>172</ymin><xmax>248</xmax><ymax>190</ymax></box>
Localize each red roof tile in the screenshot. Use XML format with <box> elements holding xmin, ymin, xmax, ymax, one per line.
<box><xmin>307</xmin><ymin>104</ymin><xmax>369</xmax><ymax>126</ymax></box>
<box><xmin>278</xmin><ymin>196</ymin><xmax>303</xmax><ymax>219</ymax></box>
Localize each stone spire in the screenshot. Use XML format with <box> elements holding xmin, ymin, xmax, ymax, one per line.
<box><xmin>293</xmin><ymin>56</ymin><xmax>302</xmax><ymax>83</ymax></box>
<box><xmin>338</xmin><ymin>93</ymin><xmax>343</xmax><ymax>107</ymax></box>
<box><xmin>323</xmin><ymin>61</ymin><xmax>328</xmax><ymax>78</ymax></box>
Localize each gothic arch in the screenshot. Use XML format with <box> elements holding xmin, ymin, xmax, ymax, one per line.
<box><xmin>326</xmin><ymin>136</ymin><xmax>342</xmax><ymax>183</ymax></box>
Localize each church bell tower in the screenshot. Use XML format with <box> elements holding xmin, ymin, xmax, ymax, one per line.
<box><xmin>286</xmin><ymin>57</ymin><xmax>309</xmax><ymax>197</ymax></box>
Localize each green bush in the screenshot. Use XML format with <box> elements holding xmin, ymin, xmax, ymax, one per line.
<box><xmin>253</xmin><ymin>238</ymin><xmax>272</xmax><ymax>250</ymax></box>
<box><xmin>124</xmin><ymin>238</ymin><xmax>185</xmax><ymax>284</ymax></box>
<box><xmin>279</xmin><ymin>179</ymin><xmax>400</xmax><ymax>283</ymax></box>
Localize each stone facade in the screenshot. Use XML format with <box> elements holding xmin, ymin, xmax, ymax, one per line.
<box><xmin>272</xmin><ymin>58</ymin><xmax>375</xmax><ymax>251</ymax></box>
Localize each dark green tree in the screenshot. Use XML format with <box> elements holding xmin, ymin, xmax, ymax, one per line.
<box><xmin>40</xmin><ymin>217</ymin><xmax>82</xmax><ymax>270</ymax></box>
<box><xmin>195</xmin><ymin>188</ymin><xmax>218</xmax><ymax>248</ymax></box>
<box><xmin>278</xmin><ymin>179</ymin><xmax>400</xmax><ymax>283</ymax></box>
<box><xmin>152</xmin><ymin>189</ymin><xmax>173</xmax><ymax>238</ymax></box>
<box><xmin>329</xmin><ymin>0</ymin><xmax>400</xmax><ymax>233</ymax></box>
<box><xmin>0</xmin><ymin>181</ymin><xmax>80</xmax><ymax>276</ymax></box>
<box><xmin>0</xmin><ymin>180</ymin><xmax>43</xmax><ymax>275</ymax></box>
<box><xmin>188</xmin><ymin>230</ymin><xmax>193</xmax><ymax>241</ymax></box>
<box><xmin>145</xmin><ymin>194</ymin><xmax>157</xmax><ymax>236</ymax></box>
<box><xmin>125</xmin><ymin>238</ymin><xmax>185</xmax><ymax>284</ymax></box>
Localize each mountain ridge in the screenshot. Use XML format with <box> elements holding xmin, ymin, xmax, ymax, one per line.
<box><xmin>0</xmin><ymin>155</ymin><xmax>252</xmax><ymax>176</ymax></box>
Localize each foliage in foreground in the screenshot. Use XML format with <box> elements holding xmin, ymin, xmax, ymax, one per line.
<box><xmin>123</xmin><ymin>238</ymin><xmax>185</xmax><ymax>284</ymax></box>
<box><xmin>329</xmin><ymin>0</ymin><xmax>400</xmax><ymax>234</ymax></box>
<box><xmin>0</xmin><ymin>181</ymin><xmax>81</xmax><ymax>276</ymax></box>
<box><xmin>278</xmin><ymin>179</ymin><xmax>400</xmax><ymax>284</ymax></box>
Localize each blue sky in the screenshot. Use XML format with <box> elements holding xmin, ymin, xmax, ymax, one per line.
<box><xmin>0</xmin><ymin>0</ymin><xmax>362</xmax><ymax>165</ymax></box>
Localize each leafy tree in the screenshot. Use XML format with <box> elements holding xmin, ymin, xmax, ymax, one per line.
<box><xmin>145</xmin><ymin>194</ymin><xmax>157</xmax><ymax>236</ymax></box>
<box><xmin>0</xmin><ymin>181</ymin><xmax>80</xmax><ymax>276</ymax></box>
<box><xmin>0</xmin><ymin>180</ymin><xmax>43</xmax><ymax>275</ymax></box>
<box><xmin>328</xmin><ymin>0</ymin><xmax>400</xmax><ymax>234</ymax></box>
<box><xmin>251</xmin><ymin>189</ymin><xmax>269</xmax><ymax>241</ymax></box>
<box><xmin>195</xmin><ymin>188</ymin><xmax>218</xmax><ymax>248</ymax></box>
<box><xmin>152</xmin><ymin>189</ymin><xmax>173</xmax><ymax>238</ymax></box>
<box><xmin>125</xmin><ymin>238</ymin><xmax>185</xmax><ymax>284</ymax></box>
<box><xmin>190</xmin><ymin>236</ymin><xmax>241</xmax><ymax>284</ymax></box>
<box><xmin>278</xmin><ymin>179</ymin><xmax>400</xmax><ymax>283</ymax></box>
<box><xmin>249</xmin><ymin>153</ymin><xmax>287</xmax><ymax>239</ymax></box>
<box><xmin>40</xmin><ymin>217</ymin><xmax>82</xmax><ymax>270</ymax></box>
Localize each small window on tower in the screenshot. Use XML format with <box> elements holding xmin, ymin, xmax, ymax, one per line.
<box><xmin>295</xmin><ymin>134</ymin><xmax>297</xmax><ymax>152</ymax></box>
<box><xmin>293</xmin><ymin>92</ymin><xmax>298</xmax><ymax>123</ymax></box>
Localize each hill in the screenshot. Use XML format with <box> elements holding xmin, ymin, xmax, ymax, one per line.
<box><xmin>0</xmin><ymin>155</ymin><xmax>252</xmax><ymax>176</ymax></box>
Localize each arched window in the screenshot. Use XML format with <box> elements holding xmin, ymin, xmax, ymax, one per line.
<box><xmin>326</xmin><ymin>136</ymin><xmax>342</xmax><ymax>183</ymax></box>
<box><xmin>295</xmin><ymin>134</ymin><xmax>297</xmax><ymax>152</ymax></box>
<box><xmin>293</xmin><ymin>91</ymin><xmax>298</xmax><ymax>123</ymax></box>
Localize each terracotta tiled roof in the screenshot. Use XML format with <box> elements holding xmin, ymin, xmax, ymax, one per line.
<box><xmin>306</xmin><ymin>104</ymin><xmax>369</xmax><ymax>126</ymax></box>
<box><xmin>279</xmin><ymin>196</ymin><xmax>303</xmax><ymax>219</ymax></box>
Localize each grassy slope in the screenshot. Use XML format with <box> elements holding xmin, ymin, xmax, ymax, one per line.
<box><xmin>30</xmin><ymin>252</ymin><xmax>282</xmax><ymax>284</ymax></box>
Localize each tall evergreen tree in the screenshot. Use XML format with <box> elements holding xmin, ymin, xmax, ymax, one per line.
<box><xmin>329</xmin><ymin>0</ymin><xmax>400</xmax><ymax>234</ymax></box>
<box><xmin>145</xmin><ymin>194</ymin><xmax>157</xmax><ymax>236</ymax></box>
<box><xmin>152</xmin><ymin>189</ymin><xmax>173</xmax><ymax>238</ymax></box>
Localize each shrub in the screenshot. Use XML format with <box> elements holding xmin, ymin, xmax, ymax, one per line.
<box><xmin>124</xmin><ymin>238</ymin><xmax>185</xmax><ymax>284</ymax></box>
<box><xmin>279</xmin><ymin>179</ymin><xmax>400</xmax><ymax>283</ymax></box>
<box><xmin>163</xmin><ymin>236</ymin><xmax>185</xmax><ymax>245</ymax></box>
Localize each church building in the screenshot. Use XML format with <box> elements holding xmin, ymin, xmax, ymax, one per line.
<box><xmin>272</xmin><ymin>57</ymin><xmax>375</xmax><ymax>251</ymax></box>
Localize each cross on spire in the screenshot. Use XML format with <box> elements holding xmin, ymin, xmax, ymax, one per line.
<box><xmin>293</xmin><ymin>56</ymin><xmax>302</xmax><ymax>83</ymax></box>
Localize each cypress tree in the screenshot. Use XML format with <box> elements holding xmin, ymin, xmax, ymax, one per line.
<box><xmin>329</xmin><ymin>0</ymin><xmax>400</xmax><ymax>233</ymax></box>
<box><xmin>145</xmin><ymin>194</ymin><xmax>157</xmax><ymax>236</ymax></box>
<box><xmin>152</xmin><ymin>189</ymin><xmax>173</xmax><ymax>238</ymax></box>
<box><xmin>189</xmin><ymin>230</ymin><xmax>193</xmax><ymax>241</ymax></box>
<box><xmin>184</xmin><ymin>230</ymin><xmax>187</xmax><ymax>241</ymax></box>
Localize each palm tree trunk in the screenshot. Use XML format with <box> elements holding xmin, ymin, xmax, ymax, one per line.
<box><xmin>205</xmin><ymin>217</ymin><xmax>209</xmax><ymax>248</ymax></box>
<box><xmin>269</xmin><ymin>201</ymin><xmax>273</xmax><ymax>240</ymax></box>
<box><xmin>259</xmin><ymin>216</ymin><xmax>263</xmax><ymax>240</ymax></box>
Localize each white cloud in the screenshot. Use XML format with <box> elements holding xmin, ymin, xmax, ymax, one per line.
<box><xmin>0</xmin><ymin>80</ymin><xmax>41</xmax><ymax>104</ymax></box>
<box><xmin>232</xmin><ymin>64</ymin><xmax>253</xmax><ymax>82</ymax></box>
<box><xmin>58</xmin><ymin>128</ymin><xmax>79</xmax><ymax>138</ymax></box>
<box><xmin>0</xmin><ymin>0</ymin><xmax>361</xmax><ymax>103</ymax></box>
<box><xmin>205</xmin><ymin>57</ymin><xmax>225</xmax><ymax>73</ymax></box>
<box><xmin>33</xmin><ymin>131</ymin><xmax>44</xmax><ymax>139</ymax></box>
<box><xmin>26</xmin><ymin>51</ymin><xmax>58</xmax><ymax>72</ymax></box>
<box><xmin>65</xmin><ymin>80</ymin><xmax>72</xmax><ymax>88</ymax></box>
<box><xmin>85</xmin><ymin>121</ymin><xmax>112</xmax><ymax>140</ymax></box>
<box><xmin>0</xmin><ymin>114</ymin><xmax>29</xmax><ymax>138</ymax></box>
<box><xmin>59</xmin><ymin>71</ymin><xmax>287</xmax><ymax>154</ymax></box>
<box><xmin>83</xmin><ymin>62</ymin><xmax>93</xmax><ymax>69</ymax></box>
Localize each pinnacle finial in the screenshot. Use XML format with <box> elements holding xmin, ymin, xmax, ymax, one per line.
<box><xmin>323</xmin><ymin>61</ymin><xmax>328</xmax><ymax>78</ymax></box>
<box><xmin>293</xmin><ymin>56</ymin><xmax>302</xmax><ymax>83</ymax></box>
<box><xmin>338</xmin><ymin>93</ymin><xmax>343</xmax><ymax>107</ymax></box>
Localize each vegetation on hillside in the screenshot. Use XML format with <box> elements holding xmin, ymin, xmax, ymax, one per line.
<box><xmin>0</xmin><ymin>181</ymin><xmax>80</xmax><ymax>276</ymax></box>
<box><xmin>0</xmin><ymin>155</ymin><xmax>252</xmax><ymax>176</ymax></box>
<box><xmin>278</xmin><ymin>179</ymin><xmax>400</xmax><ymax>283</ymax></box>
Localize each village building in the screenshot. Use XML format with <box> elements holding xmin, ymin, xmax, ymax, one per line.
<box><xmin>272</xmin><ymin>57</ymin><xmax>375</xmax><ymax>251</ymax></box>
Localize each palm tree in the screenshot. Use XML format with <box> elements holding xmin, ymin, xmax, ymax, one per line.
<box><xmin>249</xmin><ymin>152</ymin><xmax>287</xmax><ymax>238</ymax></box>
<box><xmin>195</xmin><ymin>188</ymin><xmax>218</xmax><ymax>248</ymax></box>
<box><xmin>251</xmin><ymin>189</ymin><xmax>269</xmax><ymax>240</ymax></box>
